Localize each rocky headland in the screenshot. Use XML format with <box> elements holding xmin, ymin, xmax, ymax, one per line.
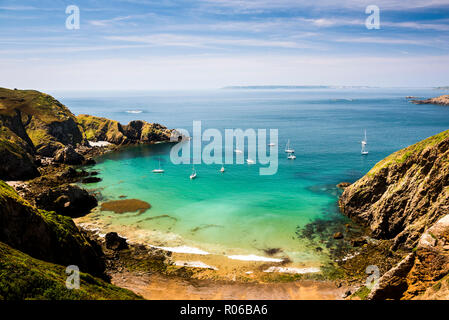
<box><xmin>0</xmin><ymin>87</ymin><xmax>174</xmax><ymax>299</ymax></box>
<box><xmin>410</xmin><ymin>95</ymin><xmax>449</xmax><ymax>106</ymax></box>
<box><xmin>339</xmin><ymin>129</ymin><xmax>449</xmax><ymax>299</ymax></box>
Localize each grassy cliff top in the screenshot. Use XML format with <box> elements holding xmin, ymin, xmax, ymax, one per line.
<box><xmin>0</xmin><ymin>241</ymin><xmax>142</xmax><ymax>300</ymax></box>
<box><xmin>368</xmin><ymin>129</ymin><xmax>449</xmax><ymax>176</ymax></box>
<box><xmin>0</xmin><ymin>88</ymin><xmax>76</xmax><ymax>123</ymax></box>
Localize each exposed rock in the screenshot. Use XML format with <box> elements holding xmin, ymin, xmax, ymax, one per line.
<box><xmin>0</xmin><ymin>180</ymin><xmax>105</xmax><ymax>277</ymax></box>
<box><xmin>367</xmin><ymin>252</ymin><xmax>416</xmax><ymax>300</ymax></box>
<box><xmin>403</xmin><ymin>215</ymin><xmax>449</xmax><ymax>299</ymax></box>
<box><xmin>337</xmin><ymin>182</ymin><xmax>351</xmax><ymax>189</ymax></box>
<box><xmin>339</xmin><ymin>129</ymin><xmax>449</xmax><ymax>250</ymax></box>
<box><xmin>84</xmin><ymin>157</ymin><xmax>96</xmax><ymax>165</ymax></box>
<box><xmin>364</xmin><ymin>214</ymin><xmax>449</xmax><ymax>300</ymax></box>
<box><xmin>54</xmin><ymin>145</ymin><xmax>85</xmax><ymax>165</ymax></box>
<box><xmin>411</xmin><ymin>95</ymin><xmax>449</xmax><ymax>106</ymax></box>
<box><xmin>333</xmin><ymin>232</ymin><xmax>344</xmax><ymax>239</ymax></box>
<box><xmin>35</xmin><ymin>184</ymin><xmax>97</xmax><ymax>218</ymax></box>
<box><xmin>77</xmin><ymin>114</ymin><xmax>173</xmax><ymax>145</ymax></box>
<box><xmin>105</xmin><ymin>232</ymin><xmax>128</xmax><ymax>251</ymax></box>
<box><xmin>350</xmin><ymin>237</ymin><xmax>368</xmax><ymax>247</ymax></box>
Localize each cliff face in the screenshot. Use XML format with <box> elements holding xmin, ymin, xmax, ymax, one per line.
<box><xmin>340</xmin><ymin>130</ymin><xmax>449</xmax><ymax>250</ymax></box>
<box><xmin>0</xmin><ymin>88</ymin><xmax>86</xmax><ymax>157</ymax></box>
<box><xmin>77</xmin><ymin>114</ymin><xmax>173</xmax><ymax>145</ymax></box>
<box><xmin>0</xmin><ymin>128</ymin><xmax>39</xmax><ymax>180</ymax></box>
<box><xmin>0</xmin><ymin>180</ymin><xmax>105</xmax><ymax>277</ymax></box>
<box><xmin>364</xmin><ymin>214</ymin><xmax>449</xmax><ymax>300</ymax></box>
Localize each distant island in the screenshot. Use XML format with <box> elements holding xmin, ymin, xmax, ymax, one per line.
<box><xmin>435</xmin><ymin>86</ymin><xmax>449</xmax><ymax>90</ymax></box>
<box><xmin>222</xmin><ymin>85</ymin><xmax>376</xmax><ymax>90</ymax></box>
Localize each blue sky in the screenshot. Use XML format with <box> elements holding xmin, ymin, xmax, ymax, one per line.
<box><xmin>0</xmin><ymin>0</ymin><xmax>448</xmax><ymax>90</ymax></box>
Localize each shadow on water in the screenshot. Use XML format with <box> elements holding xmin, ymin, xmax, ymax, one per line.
<box><xmin>95</xmin><ymin>143</ymin><xmax>175</xmax><ymax>163</ymax></box>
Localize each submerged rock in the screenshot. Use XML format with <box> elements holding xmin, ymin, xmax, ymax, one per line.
<box><xmin>82</xmin><ymin>177</ymin><xmax>102</xmax><ymax>184</ymax></box>
<box><xmin>100</xmin><ymin>199</ymin><xmax>151</xmax><ymax>214</ymax></box>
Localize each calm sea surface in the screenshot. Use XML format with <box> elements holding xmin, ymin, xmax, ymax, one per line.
<box><xmin>53</xmin><ymin>88</ymin><xmax>449</xmax><ymax>264</ymax></box>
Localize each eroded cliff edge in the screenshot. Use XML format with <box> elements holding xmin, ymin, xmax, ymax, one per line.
<box><xmin>340</xmin><ymin>130</ymin><xmax>449</xmax><ymax>299</ymax></box>
<box><xmin>0</xmin><ymin>87</ymin><xmax>173</xmax><ymax>181</ymax></box>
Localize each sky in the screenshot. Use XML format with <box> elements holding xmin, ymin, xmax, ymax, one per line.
<box><xmin>0</xmin><ymin>0</ymin><xmax>449</xmax><ymax>90</ymax></box>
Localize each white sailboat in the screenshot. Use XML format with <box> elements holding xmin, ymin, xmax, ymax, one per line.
<box><xmin>152</xmin><ymin>159</ymin><xmax>164</xmax><ymax>173</ymax></box>
<box><xmin>268</xmin><ymin>143</ymin><xmax>276</xmax><ymax>147</ymax></box>
<box><xmin>285</xmin><ymin>139</ymin><xmax>295</xmax><ymax>153</ymax></box>
<box><xmin>220</xmin><ymin>165</ymin><xmax>225</xmax><ymax>173</ymax></box>
<box><xmin>361</xmin><ymin>130</ymin><xmax>369</xmax><ymax>155</ymax></box>
<box><xmin>190</xmin><ymin>165</ymin><xmax>197</xmax><ymax>179</ymax></box>
<box><xmin>234</xmin><ymin>149</ymin><xmax>243</xmax><ymax>154</ymax></box>
<box><xmin>288</xmin><ymin>154</ymin><xmax>296</xmax><ymax>160</ymax></box>
<box><xmin>246</xmin><ymin>159</ymin><xmax>255</xmax><ymax>164</ymax></box>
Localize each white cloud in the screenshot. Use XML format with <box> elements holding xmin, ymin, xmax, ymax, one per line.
<box><xmin>0</xmin><ymin>5</ymin><xmax>37</xmax><ymax>10</ymax></box>
<box><xmin>383</xmin><ymin>21</ymin><xmax>449</xmax><ymax>31</ymax></box>
<box><xmin>334</xmin><ymin>37</ymin><xmax>449</xmax><ymax>49</ymax></box>
<box><xmin>199</xmin><ymin>0</ymin><xmax>449</xmax><ymax>12</ymax></box>
<box><xmin>105</xmin><ymin>34</ymin><xmax>315</xmax><ymax>49</ymax></box>
<box><xmin>2</xmin><ymin>54</ymin><xmax>449</xmax><ymax>90</ymax></box>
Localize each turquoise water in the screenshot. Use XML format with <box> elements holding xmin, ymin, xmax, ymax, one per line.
<box><xmin>57</xmin><ymin>88</ymin><xmax>449</xmax><ymax>264</ymax></box>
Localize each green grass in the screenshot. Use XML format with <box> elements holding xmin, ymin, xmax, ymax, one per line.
<box><xmin>0</xmin><ymin>241</ymin><xmax>142</xmax><ymax>300</ymax></box>
<box><xmin>351</xmin><ymin>286</ymin><xmax>371</xmax><ymax>300</ymax></box>
<box><xmin>0</xmin><ymin>87</ymin><xmax>75</xmax><ymax>123</ymax></box>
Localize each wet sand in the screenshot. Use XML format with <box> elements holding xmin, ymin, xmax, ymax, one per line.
<box><xmin>76</xmin><ymin>213</ymin><xmax>351</xmax><ymax>300</ymax></box>
<box><xmin>111</xmin><ymin>271</ymin><xmax>347</xmax><ymax>300</ymax></box>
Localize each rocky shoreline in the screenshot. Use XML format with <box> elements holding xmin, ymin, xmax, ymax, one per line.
<box><xmin>410</xmin><ymin>94</ymin><xmax>449</xmax><ymax>106</ymax></box>
<box><xmin>1</xmin><ymin>87</ymin><xmax>448</xmax><ymax>300</ymax></box>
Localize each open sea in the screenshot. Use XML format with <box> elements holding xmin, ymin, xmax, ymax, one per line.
<box><xmin>53</xmin><ymin>87</ymin><xmax>449</xmax><ymax>267</ymax></box>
